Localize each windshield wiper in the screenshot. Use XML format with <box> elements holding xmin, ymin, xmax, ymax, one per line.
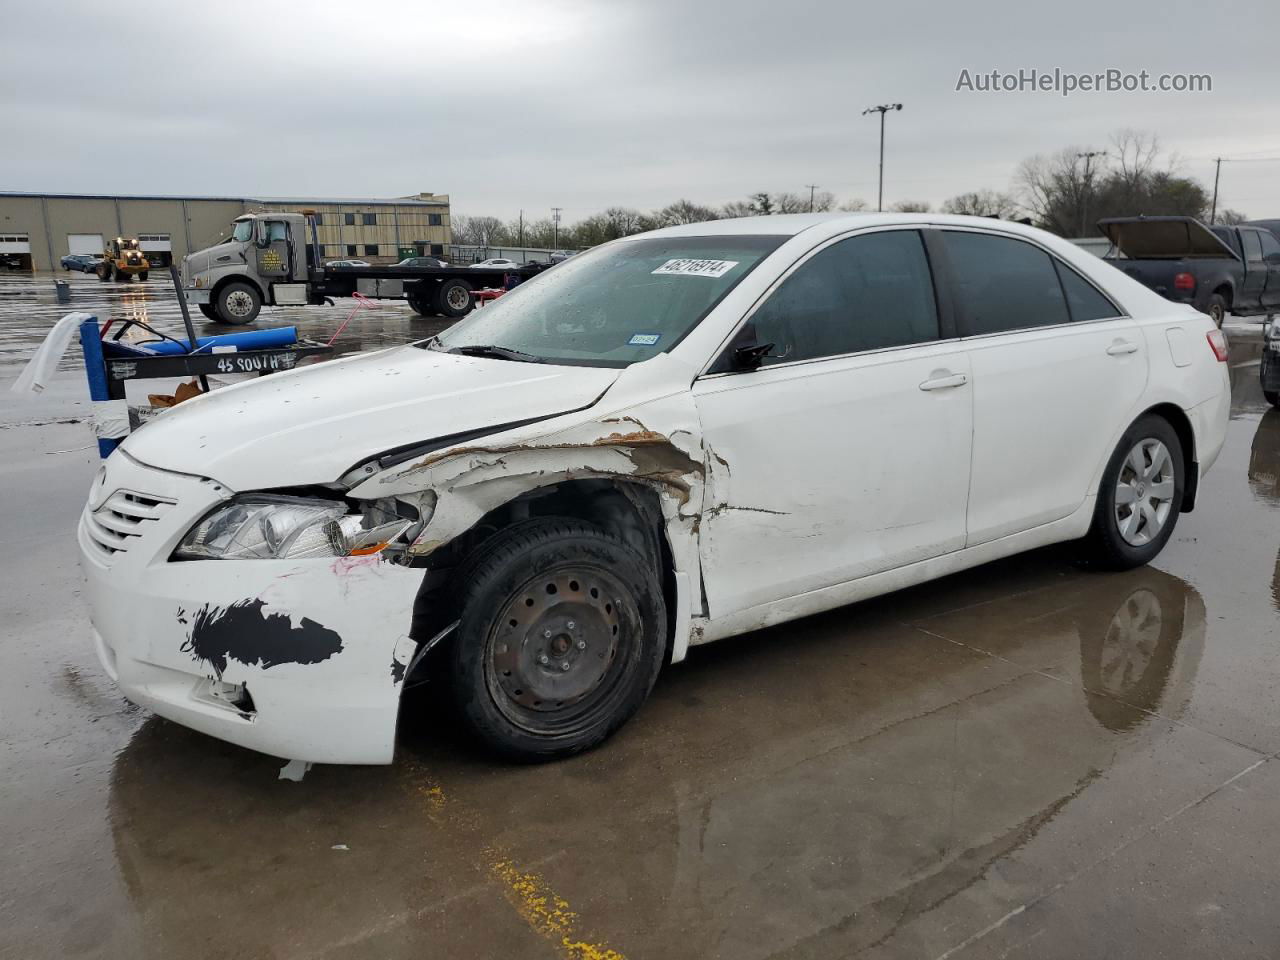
<box><xmin>445</xmin><ymin>344</ymin><xmax>546</xmax><ymax>363</ymax></box>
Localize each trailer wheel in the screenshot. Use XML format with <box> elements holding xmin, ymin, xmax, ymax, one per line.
<box><xmin>215</xmin><ymin>282</ymin><xmax>261</xmax><ymax>325</ymax></box>
<box><xmin>435</xmin><ymin>278</ymin><xmax>474</xmax><ymax>318</ymax></box>
<box><xmin>197</xmin><ymin>303</ymin><xmax>218</xmax><ymax>321</ymax></box>
<box><xmin>407</xmin><ymin>288</ymin><xmax>435</xmax><ymax>317</ymax></box>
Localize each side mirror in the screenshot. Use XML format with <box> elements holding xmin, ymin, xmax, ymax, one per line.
<box><xmin>255</xmin><ymin>223</ymin><xmax>272</xmax><ymax>248</ymax></box>
<box><xmin>733</xmin><ymin>342</ymin><xmax>777</xmax><ymax>371</ymax></box>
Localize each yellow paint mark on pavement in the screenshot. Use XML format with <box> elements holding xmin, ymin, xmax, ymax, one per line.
<box><xmin>403</xmin><ymin>760</ymin><xmax>626</xmax><ymax>960</ymax></box>
<box><xmin>487</xmin><ymin>853</ymin><xmax>626</xmax><ymax>960</ymax></box>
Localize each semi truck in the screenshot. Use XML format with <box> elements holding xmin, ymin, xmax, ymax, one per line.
<box><xmin>181</xmin><ymin>211</ymin><xmax>544</xmax><ymax>324</ymax></box>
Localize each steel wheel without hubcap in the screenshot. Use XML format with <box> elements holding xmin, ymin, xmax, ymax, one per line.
<box><xmin>485</xmin><ymin>567</ymin><xmax>639</xmax><ymax>736</ymax></box>
<box><xmin>224</xmin><ymin>290</ymin><xmax>254</xmax><ymax>318</ymax></box>
<box><xmin>1114</xmin><ymin>438</ymin><xmax>1175</xmax><ymax>546</ymax></box>
<box><xmin>446</xmin><ymin>284</ymin><xmax>470</xmax><ymax>311</ymax></box>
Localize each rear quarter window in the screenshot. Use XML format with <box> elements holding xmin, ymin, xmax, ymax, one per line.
<box><xmin>941</xmin><ymin>231</ymin><xmax>1070</xmax><ymax>335</ymax></box>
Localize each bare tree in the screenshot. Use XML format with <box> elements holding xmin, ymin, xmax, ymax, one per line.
<box><xmin>654</xmin><ymin>199</ymin><xmax>720</xmax><ymax>226</ymax></box>
<box><xmin>839</xmin><ymin>198</ymin><xmax>870</xmax><ymax>212</ymax></box>
<box><xmin>451</xmin><ymin>215</ymin><xmax>507</xmax><ymax>247</ymax></box>
<box><xmin>773</xmin><ymin>192</ymin><xmax>809</xmax><ymax>214</ymax></box>
<box><xmin>811</xmin><ymin>190</ymin><xmax>837</xmax><ymax>212</ymax></box>
<box><xmin>890</xmin><ymin>200</ymin><xmax>932</xmax><ymax>213</ymax></box>
<box><xmin>720</xmin><ymin>200</ymin><xmax>755</xmax><ymax>218</ymax></box>
<box><xmin>941</xmin><ymin>189</ymin><xmax>1019</xmax><ymax>218</ymax></box>
<box><xmin>1216</xmin><ymin>208</ymin><xmax>1250</xmax><ymax>225</ymax></box>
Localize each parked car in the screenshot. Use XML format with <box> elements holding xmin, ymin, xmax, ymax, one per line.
<box><xmin>325</xmin><ymin>259</ymin><xmax>371</xmax><ymax>268</ymax></box>
<box><xmin>79</xmin><ymin>213</ymin><xmax>1229</xmax><ymax>766</ymax></box>
<box><xmin>1098</xmin><ymin>216</ymin><xmax>1280</xmax><ymax>326</ymax></box>
<box><xmin>61</xmin><ymin>253</ymin><xmax>103</xmax><ymax>272</ymax></box>
<box><xmin>1262</xmin><ymin>317</ymin><xmax>1280</xmax><ymax>407</ymax></box>
<box><xmin>470</xmin><ymin>257</ymin><xmax>520</xmax><ymax>270</ymax></box>
<box><xmin>394</xmin><ymin>256</ymin><xmax>449</xmax><ymax>269</ymax></box>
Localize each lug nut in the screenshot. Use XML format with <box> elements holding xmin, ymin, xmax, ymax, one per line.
<box><xmin>539</xmin><ymin>654</ymin><xmax>549</xmax><ymax>665</ymax></box>
<box><xmin>560</xmin><ymin>661</ymin><xmax>570</xmax><ymax>671</ymax></box>
<box><xmin>567</xmin><ymin>620</ymin><xmax>576</xmax><ymax>629</ymax></box>
<box><xmin>577</xmin><ymin>640</ymin><xmax>586</xmax><ymax>650</ymax></box>
<box><xmin>543</xmin><ymin>629</ymin><xmax>552</xmax><ymax>639</ymax></box>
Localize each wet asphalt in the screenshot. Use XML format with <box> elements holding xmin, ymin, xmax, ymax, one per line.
<box><xmin>2</xmin><ymin>271</ymin><xmax>1279</xmax><ymax>959</ymax></box>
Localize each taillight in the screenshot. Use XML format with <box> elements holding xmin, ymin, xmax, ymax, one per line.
<box><xmin>1173</xmin><ymin>272</ymin><xmax>1195</xmax><ymax>291</ymax></box>
<box><xmin>1206</xmin><ymin>329</ymin><xmax>1229</xmax><ymax>362</ymax></box>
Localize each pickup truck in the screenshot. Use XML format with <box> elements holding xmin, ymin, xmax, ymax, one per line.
<box><xmin>1097</xmin><ymin>216</ymin><xmax>1280</xmax><ymax>326</ymax></box>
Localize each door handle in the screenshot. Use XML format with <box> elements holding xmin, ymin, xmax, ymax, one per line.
<box><xmin>1106</xmin><ymin>340</ymin><xmax>1139</xmax><ymax>356</ymax></box>
<box><xmin>919</xmin><ymin>372</ymin><xmax>968</xmax><ymax>391</ymax></box>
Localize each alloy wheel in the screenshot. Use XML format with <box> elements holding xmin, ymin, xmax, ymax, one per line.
<box><xmin>1114</xmin><ymin>438</ymin><xmax>1175</xmax><ymax>546</ymax></box>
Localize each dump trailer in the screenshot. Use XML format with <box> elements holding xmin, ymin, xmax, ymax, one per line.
<box><xmin>181</xmin><ymin>212</ymin><xmax>544</xmax><ymax>324</ymax></box>
<box><xmin>96</xmin><ymin>237</ymin><xmax>149</xmax><ymax>283</ymax></box>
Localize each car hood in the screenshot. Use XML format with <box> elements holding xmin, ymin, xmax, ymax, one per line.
<box><xmin>121</xmin><ymin>346</ymin><xmax>619</xmax><ymax>490</ymax></box>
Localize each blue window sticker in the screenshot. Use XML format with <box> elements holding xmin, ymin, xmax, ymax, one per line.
<box><xmin>628</xmin><ymin>333</ymin><xmax>661</xmax><ymax>346</ymax></box>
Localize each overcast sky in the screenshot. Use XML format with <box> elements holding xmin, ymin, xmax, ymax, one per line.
<box><xmin>4</xmin><ymin>0</ymin><xmax>1278</xmax><ymax>227</ymax></box>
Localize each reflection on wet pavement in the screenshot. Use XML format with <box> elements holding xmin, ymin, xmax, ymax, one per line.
<box><xmin>1</xmin><ymin>292</ymin><xmax>1279</xmax><ymax>959</ymax></box>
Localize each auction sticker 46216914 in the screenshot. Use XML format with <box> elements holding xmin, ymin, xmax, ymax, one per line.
<box><xmin>651</xmin><ymin>259</ymin><xmax>739</xmax><ymax>279</ymax></box>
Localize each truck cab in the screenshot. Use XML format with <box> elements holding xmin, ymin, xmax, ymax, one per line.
<box><xmin>183</xmin><ymin>213</ymin><xmax>314</xmax><ymax>324</ymax></box>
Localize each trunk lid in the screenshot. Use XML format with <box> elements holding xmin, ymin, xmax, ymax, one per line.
<box><xmin>1097</xmin><ymin>217</ymin><xmax>1240</xmax><ymax>260</ymax></box>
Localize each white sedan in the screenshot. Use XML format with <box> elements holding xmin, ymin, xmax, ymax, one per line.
<box><xmin>469</xmin><ymin>258</ymin><xmax>520</xmax><ymax>270</ymax></box>
<box><xmin>79</xmin><ymin>213</ymin><xmax>1229</xmax><ymax>765</ymax></box>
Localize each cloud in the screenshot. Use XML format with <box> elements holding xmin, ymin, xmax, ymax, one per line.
<box><xmin>3</xmin><ymin>0</ymin><xmax>1277</xmax><ymax>222</ymax></box>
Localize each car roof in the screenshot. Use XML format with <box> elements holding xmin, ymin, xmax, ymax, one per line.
<box><xmin>633</xmin><ymin>212</ymin><xmax>1051</xmax><ymax>241</ymax></box>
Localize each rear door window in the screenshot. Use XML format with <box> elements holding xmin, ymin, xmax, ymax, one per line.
<box><xmin>751</xmin><ymin>229</ymin><xmax>940</xmax><ymax>365</ymax></box>
<box><xmin>1054</xmin><ymin>262</ymin><xmax>1122</xmax><ymax>322</ymax></box>
<box><xmin>941</xmin><ymin>231</ymin><xmax>1070</xmax><ymax>335</ymax></box>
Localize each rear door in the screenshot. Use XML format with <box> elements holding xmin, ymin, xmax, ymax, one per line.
<box><xmin>1256</xmin><ymin>230</ymin><xmax>1280</xmax><ymax>311</ymax></box>
<box><xmin>936</xmin><ymin>229</ymin><xmax>1147</xmax><ymax>546</ymax></box>
<box><xmin>1238</xmin><ymin>229</ymin><xmax>1267</xmax><ymax>310</ymax></box>
<box><xmin>693</xmin><ymin>228</ymin><xmax>973</xmax><ymax>616</ymax></box>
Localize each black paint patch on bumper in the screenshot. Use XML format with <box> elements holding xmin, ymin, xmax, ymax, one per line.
<box><xmin>181</xmin><ymin>599</ymin><xmax>344</xmax><ymax>675</ymax></box>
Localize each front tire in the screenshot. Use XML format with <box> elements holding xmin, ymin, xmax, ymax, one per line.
<box><xmin>214</xmin><ymin>282</ymin><xmax>261</xmax><ymax>324</ymax></box>
<box><xmin>450</xmin><ymin>519</ymin><xmax>667</xmax><ymax>760</ymax></box>
<box><xmin>137</xmin><ymin>270</ymin><xmax>148</xmax><ymax>282</ymax></box>
<box><xmin>1084</xmin><ymin>415</ymin><xmax>1184</xmax><ymax>569</ymax></box>
<box><xmin>96</xmin><ymin>264</ymin><xmax>110</xmax><ymax>282</ymax></box>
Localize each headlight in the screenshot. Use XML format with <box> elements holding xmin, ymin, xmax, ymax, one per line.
<box><xmin>174</xmin><ymin>495</ymin><xmax>415</xmax><ymax>560</ymax></box>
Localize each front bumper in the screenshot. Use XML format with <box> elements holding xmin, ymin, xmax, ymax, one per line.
<box><xmin>78</xmin><ymin>450</ymin><xmax>422</xmax><ymax>764</ymax></box>
<box><xmin>183</xmin><ymin>287</ymin><xmax>212</xmax><ymax>305</ymax></box>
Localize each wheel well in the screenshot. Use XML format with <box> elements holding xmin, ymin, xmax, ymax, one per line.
<box><xmin>408</xmin><ymin>478</ymin><xmax>677</xmax><ymax>657</ymax></box>
<box><xmin>1212</xmin><ymin>284</ymin><xmax>1232</xmax><ymax>306</ymax></box>
<box><xmin>1143</xmin><ymin>403</ymin><xmax>1199</xmax><ymax>511</ymax></box>
<box><xmin>210</xmin><ymin>274</ymin><xmax>263</xmax><ymax>304</ymax></box>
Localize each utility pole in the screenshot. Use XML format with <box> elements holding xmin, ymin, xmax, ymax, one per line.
<box><xmin>1075</xmin><ymin>150</ymin><xmax>1106</xmax><ymax>237</ymax></box>
<box><xmin>1210</xmin><ymin>158</ymin><xmax>1223</xmax><ymax>224</ymax></box>
<box><xmin>805</xmin><ymin>184</ymin><xmax>819</xmax><ymax>212</ymax></box>
<box><xmin>518</xmin><ymin>209</ymin><xmax>524</xmax><ymax>248</ymax></box>
<box><xmin>861</xmin><ymin>103</ymin><xmax>902</xmax><ymax>212</ymax></box>
<box><xmin>551</xmin><ymin>206</ymin><xmax>562</xmax><ymax>248</ymax></box>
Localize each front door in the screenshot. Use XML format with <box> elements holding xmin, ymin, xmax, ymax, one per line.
<box><xmin>693</xmin><ymin>228</ymin><xmax>973</xmax><ymax>618</ymax></box>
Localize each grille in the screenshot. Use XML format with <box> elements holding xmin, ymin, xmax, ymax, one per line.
<box><xmin>83</xmin><ymin>490</ymin><xmax>174</xmax><ymax>561</ymax></box>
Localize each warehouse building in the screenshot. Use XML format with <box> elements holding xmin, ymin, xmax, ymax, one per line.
<box><xmin>0</xmin><ymin>191</ymin><xmax>451</xmax><ymax>271</ymax></box>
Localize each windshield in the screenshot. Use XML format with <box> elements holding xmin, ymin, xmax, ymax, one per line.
<box><xmin>433</xmin><ymin>235</ymin><xmax>783</xmax><ymax>367</ymax></box>
<box><xmin>232</xmin><ymin>221</ymin><xmax>253</xmax><ymax>243</ymax></box>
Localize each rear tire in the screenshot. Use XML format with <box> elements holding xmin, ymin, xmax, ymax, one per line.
<box><xmin>214</xmin><ymin>282</ymin><xmax>261</xmax><ymax>325</ymax></box>
<box><xmin>1084</xmin><ymin>415</ymin><xmax>1185</xmax><ymax>570</ymax></box>
<box><xmin>435</xmin><ymin>278</ymin><xmax>474</xmax><ymax>318</ymax></box>
<box><xmin>197</xmin><ymin>303</ymin><xmax>218</xmax><ymax>321</ymax></box>
<box><xmin>1205</xmin><ymin>292</ymin><xmax>1228</xmax><ymax>328</ymax></box>
<box><xmin>137</xmin><ymin>271</ymin><xmax>148</xmax><ymax>282</ymax></box>
<box><xmin>450</xmin><ymin>518</ymin><xmax>667</xmax><ymax>761</ymax></box>
<box><xmin>406</xmin><ymin>287</ymin><xmax>435</xmax><ymax>317</ymax></box>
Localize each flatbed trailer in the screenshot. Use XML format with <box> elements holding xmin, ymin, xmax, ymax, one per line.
<box><xmin>181</xmin><ymin>210</ymin><xmax>547</xmax><ymax>325</ymax></box>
